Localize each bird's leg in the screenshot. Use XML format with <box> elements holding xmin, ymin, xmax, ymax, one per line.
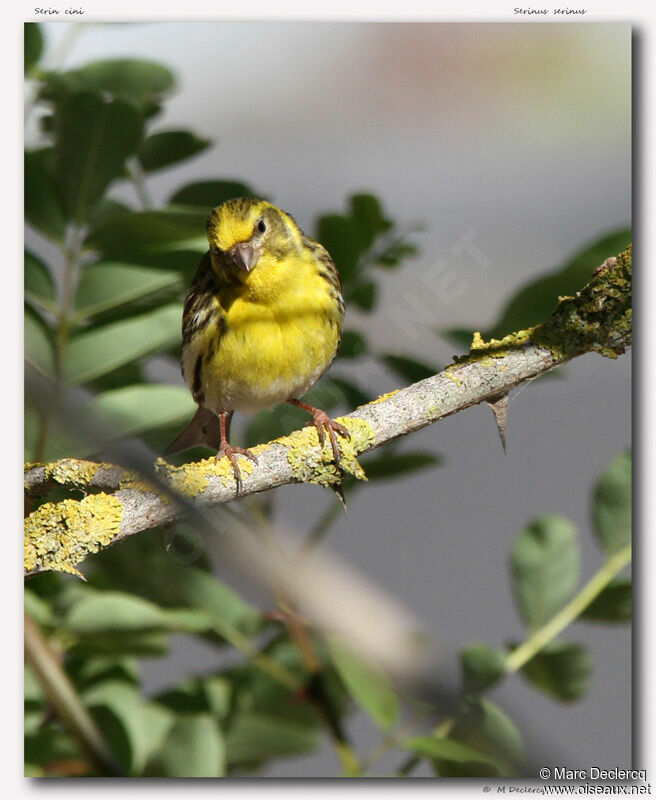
<box><xmin>216</xmin><ymin>410</ymin><xmax>258</xmax><ymax>495</ymax></box>
<box><xmin>288</xmin><ymin>398</ymin><xmax>350</xmax><ymax>463</ymax></box>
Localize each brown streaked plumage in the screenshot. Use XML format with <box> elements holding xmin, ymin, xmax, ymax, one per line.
<box><xmin>166</xmin><ymin>198</ymin><xmax>348</xmax><ymax>493</ymax></box>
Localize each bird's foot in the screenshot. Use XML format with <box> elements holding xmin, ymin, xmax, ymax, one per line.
<box><xmin>306</xmin><ymin>409</ymin><xmax>350</xmax><ymax>464</ymax></box>
<box><xmin>216</xmin><ymin>444</ymin><xmax>258</xmax><ymax>495</ymax></box>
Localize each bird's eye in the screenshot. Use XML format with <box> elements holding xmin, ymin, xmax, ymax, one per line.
<box><xmin>257</xmin><ymin>220</ymin><xmax>266</xmax><ymax>234</ymax></box>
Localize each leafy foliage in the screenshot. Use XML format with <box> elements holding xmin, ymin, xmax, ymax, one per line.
<box><xmin>24</xmin><ymin>150</ymin><xmax>67</xmax><ymax>242</ymax></box>
<box><xmin>460</xmin><ymin>643</ymin><xmax>506</xmax><ymax>694</ymax></box>
<box><xmin>510</xmin><ymin>515</ymin><xmax>580</xmax><ymax>628</ymax></box>
<box><xmin>137</xmin><ymin>130</ymin><xmax>211</xmax><ymax>173</ymax></box>
<box><xmin>592</xmin><ymin>451</ymin><xmax>632</xmax><ymax>555</ymax></box>
<box><xmin>327</xmin><ymin>637</ymin><xmax>399</xmax><ymax>730</ymax></box>
<box><xmin>518</xmin><ymin>640</ymin><xmax>592</xmax><ymax>702</ymax></box>
<box><xmin>581</xmin><ymin>578</ymin><xmax>631</xmax><ymax>623</ymax></box>
<box><xmin>24</xmin><ymin>23</ymin><xmax>43</xmax><ymax>75</ymax></box>
<box><xmin>53</xmin><ymin>91</ymin><xmax>143</xmax><ymax>223</ymax></box>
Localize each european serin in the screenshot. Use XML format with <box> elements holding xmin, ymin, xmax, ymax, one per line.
<box><xmin>167</xmin><ymin>197</ymin><xmax>349</xmax><ymax>491</ymax></box>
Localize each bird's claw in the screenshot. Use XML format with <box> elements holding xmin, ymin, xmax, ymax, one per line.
<box><xmin>216</xmin><ymin>445</ymin><xmax>258</xmax><ymax>495</ymax></box>
<box><xmin>306</xmin><ymin>411</ymin><xmax>350</xmax><ymax>464</ymax></box>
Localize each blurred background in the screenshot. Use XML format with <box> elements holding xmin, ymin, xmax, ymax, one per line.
<box><xmin>25</xmin><ymin>22</ymin><xmax>631</xmax><ymax>778</ymax></box>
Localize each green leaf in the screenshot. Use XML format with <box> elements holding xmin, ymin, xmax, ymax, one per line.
<box><xmin>348</xmin><ymin>280</ymin><xmax>378</xmax><ymax>311</ymax></box>
<box><xmin>519</xmin><ymin>640</ymin><xmax>592</xmax><ymax>701</ymax></box>
<box><xmin>61</xmin><ymin>589</ymin><xmax>206</xmax><ymax>656</ymax></box>
<box><xmin>328</xmin><ymin>637</ymin><xmax>399</xmax><ymax>730</ymax></box>
<box><xmin>592</xmin><ymin>451</ymin><xmax>632</xmax><ymax>555</ymax></box>
<box><xmin>141</xmin><ymin>703</ymin><xmax>175</xmax><ymax>763</ymax></box>
<box><xmin>404</xmin><ymin>735</ymin><xmax>503</xmax><ymax>772</ymax></box>
<box><xmin>25</xmin><ymin>664</ymin><xmax>44</xmax><ymax>709</ymax></box>
<box><xmin>54</xmin><ymin>92</ymin><xmax>143</xmax><ymax>223</ymax></box>
<box><xmin>438</xmin><ymin>698</ymin><xmax>525</xmax><ymax>777</ymax></box>
<box><xmin>225</xmin><ymin>712</ymin><xmax>318</xmax><ymax>766</ymax></box>
<box><xmin>25</xmin><ymin>251</ymin><xmax>57</xmax><ymax>313</ymax></box>
<box><xmin>88</xmin><ymin>383</ymin><xmax>196</xmax><ymax>441</ymax></box>
<box><xmin>64</xmin><ymin>303</ymin><xmax>182</xmax><ymax>385</ymax></box>
<box><xmin>442</xmin><ymin>229</ymin><xmax>631</xmax><ymax>345</ymax></box>
<box><xmin>510</xmin><ymin>515</ymin><xmax>580</xmax><ymax>628</ymax></box>
<box><xmin>73</xmin><ymin>262</ymin><xmax>181</xmax><ymax>321</ymax></box>
<box><xmin>381</xmin><ymin>353</ymin><xmax>438</xmax><ymax>383</ymax></box>
<box><xmin>152</xmin><ymin>714</ymin><xmax>225</xmax><ymax>777</ymax></box>
<box><xmin>85</xmin><ymin>208</ymin><xmax>208</xmax><ymax>262</ymax></box>
<box><xmin>375</xmin><ymin>240</ymin><xmax>419</xmax><ymax>268</ymax></box>
<box><xmin>138</xmin><ymin>130</ymin><xmax>210</xmax><ymax>172</ymax></box>
<box><xmin>316</xmin><ymin>214</ymin><xmax>362</xmax><ymax>285</ymax></box>
<box><xmin>25</xmin><ymin>725</ymin><xmax>81</xmax><ymax>769</ymax></box>
<box><xmin>28</xmin><ymin>374</ymin><xmax>173</xmax><ymax>462</ymax></box>
<box><xmin>169</xmin><ymin>180</ymin><xmax>258</xmax><ymax>208</ymax></box>
<box><xmin>65</xmin><ymin>591</ymin><xmax>213</xmax><ymax>637</ymax></box>
<box><xmin>25</xmin><ymin>23</ymin><xmax>43</xmax><ymax>74</ymax></box>
<box><xmin>45</xmin><ymin>59</ymin><xmax>174</xmax><ymax>106</ymax></box>
<box><xmin>461</xmin><ymin>643</ymin><xmax>507</xmax><ymax>694</ymax></box>
<box><xmin>350</xmin><ymin>193</ymin><xmax>392</xmax><ymax>250</ymax></box>
<box><xmin>25</xmin><ymin>306</ymin><xmax>54</xmax><ymax>377</ymax></box>
<box><xmin>223</xmin><ymin>638</ymin><xmax>314</xmax><ymax>719</ymax></box>
<box><xmin>362</xmin><ymin>451</ymin><xmax>441</xmax><ymax>480</ymax></box>
<box><xmin>24</xmin><ymin>589</ymin><xmax>54</xmax><ymax>629</ymax></box>
<box><xmin>68</xmin><ymin>656</ymin><xmax>140</xmax><ymax>690</ymax></box>
<box><xmin>162</xmin><ymin>567</ymin><xmax>263</xmax><ymax>638</ymax></box>
<box><xmin>156</xmin><ymin>676</ymin><xmax>231</xmax><ymax>719</ymax></box>
<box><xmin>83</xmin><ymin>681</ymin><xmax>169</xmax><ymax>774</ymax></box>
<box><xmin>69</xmin><ymin>635</ymin><xmax>168</xmax><ymax>659</ymax></box>
<box><xmin>581</xmin><ymin>578</ymin><xmax>631</xmax><ymax>622</ymax></box>
<box><xmin>25</xmin><ymin>150</ymin><xmax>66</xmax><ymax>241</ymax></box>
<box><xmin>339</xmin><ymin>329</ymin><xmax>367</xmax><ymax>358</ymax></box>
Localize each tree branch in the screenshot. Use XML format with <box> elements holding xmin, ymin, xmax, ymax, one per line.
<box><xmin>24</xmin><ymin>246</ymin><xmax>631</xmax><ymax>578</ymax></box>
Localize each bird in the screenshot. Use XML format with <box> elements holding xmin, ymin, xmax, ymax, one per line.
<box><xmin>166</xmin><ymin>197</ymin><xmax>349</xmax><ymax>493</ymax></box>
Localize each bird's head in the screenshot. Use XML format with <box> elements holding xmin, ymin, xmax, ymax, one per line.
<box><xmin>206</xmin><ymin>198</ymin><xmax>302</xmax><ymax>279</ymax></box>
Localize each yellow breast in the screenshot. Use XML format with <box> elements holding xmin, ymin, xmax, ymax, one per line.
<box><xmin>187</xmin><ymin>254</ymin><xmax>343</xmax><ymax>415</ymax></box>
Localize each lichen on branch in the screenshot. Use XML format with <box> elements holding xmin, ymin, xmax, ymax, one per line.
<box><xmin>24</xmin><ymin>246</ymin><xmax>631</xmax><ymax>578</ymax></box>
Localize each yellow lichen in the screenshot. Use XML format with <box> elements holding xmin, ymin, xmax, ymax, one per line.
<box><xmin>444</xmin><ymin>365</ymin><xmax>465</xmax><ymax>386</ymax></box>
<box><xmin>467</xmin><ymin>327</ymin><xmax>537</xmax><ymax>360</ymax></box>
<box><xmin>24</xmin><ymin>493</ymin><xmax>123</xmax><ymax>576</ymax></box>
<box><xmin>45</xmin><ymin>459</ymin><xmax>100</xmax><ymax>490</ymax></box>
<box><xmin>165</xmin><ymin>454</ymin><xmax>255</xmax><ymax>496</ymax></box>
<box><xmin>279</xmin><ymin>416</ymin><xmax>375</xmax><ymax>488</ymax></box>
<box><xmin>369</xmin><ymin>390</ymin><xmax>400</xmax><ymax>405</ymax></box>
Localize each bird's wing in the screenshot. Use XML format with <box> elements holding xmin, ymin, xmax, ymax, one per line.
<box><xmin>301</xmin><ymin>234</ymin><xmax>345</xmax><ymax>319</ymax></box>
<box><xmin>182</xmin><ymin>252</ymin><xmax>220</xmax><ymax>351</ymax></box>
<box><xmin>302</xmin><ymin>234</ymin><xmax>343</xmax><ymax>290</ymax></box>
<box><xmin>180</xmin><ymin>252</ymin><xmax>228</xmax><ymax>404</ymax></box>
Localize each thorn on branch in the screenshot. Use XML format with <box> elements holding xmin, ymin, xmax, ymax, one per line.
<box><xmin>486</xmin><ymin>393</ymin><xmax>509</xmax><ymax>453</ymax></box>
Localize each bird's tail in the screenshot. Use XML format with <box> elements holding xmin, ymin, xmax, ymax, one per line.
<box><xmin>164</xmin><ymin>406</ymin><xmax>220</xmax><ymax>455</ymax></box>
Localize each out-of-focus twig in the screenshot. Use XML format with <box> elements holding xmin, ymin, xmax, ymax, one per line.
<box><xmin>24</xmin><ymin>613</ymin><xmax>123</xmax><ymax>777</ymax></box>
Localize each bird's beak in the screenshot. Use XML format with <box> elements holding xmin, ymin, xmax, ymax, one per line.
<box><xmin>230</xmin><ymin>242</ymin><xmax>259</xmax><ymax>273</ymax></box>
